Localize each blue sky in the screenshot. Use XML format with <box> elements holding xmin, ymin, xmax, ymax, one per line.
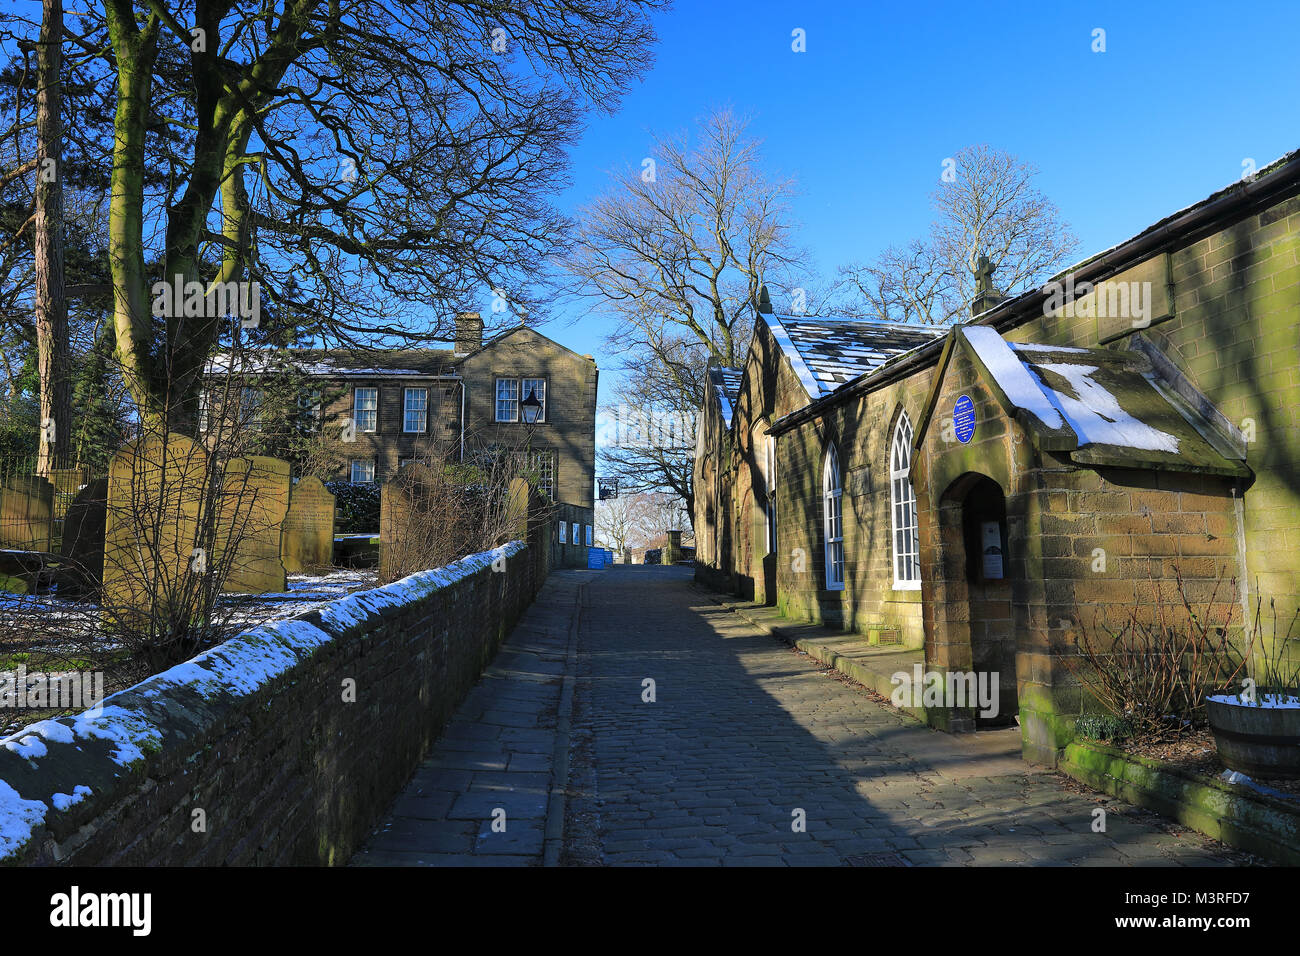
<box><xmin>524</xmin><ymin>0</ymin><xmax>1300</xmax><ymax>414</ymax></box>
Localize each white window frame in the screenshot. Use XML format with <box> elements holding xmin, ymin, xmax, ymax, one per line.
<box><xmin>350</xmin><ymin>459</ymin><xmax>376</xmax><ymax>484</ymax></box>
<box><xmin>765</xmin><ymin>433</ymin><xmax>777</xmax><ymax>555</ymax></box>
<box><xmin>495</xmin><ymin>378</ymin><xmax>520</xmax><ymax>422</ymax></box>
<box><xmin>823</xmin><ymin>444</ymin><xmax>844</xmax><ymax>591</ymax></box>
<box><xmin>571</xmin><ymin>522</ymin><xmax>579</xmax><ymax>546</ymax></box>
<box><xmin>354</xmin><ymin>387</ymin><xmax>378</xmax><ymax>433</ymax></box>
<box><xmin>403</xmin><ymin>387</ymin><xmax>428</xmax><ymax>433</ymax></box>
<box><xmin>585</xmin><ymin>525</ymin><xmax>593</xmax><ymax>547</ymax></box>
<box><xmin>890</xmin><ymin>412</ymin><xmax>921</xmax><ymax>590</ymax></box>
<box><xmin>558</xmin><ymin>520</ymin><xmax>567</xmax><ymax>544</ymax></box>
<box><xmin>527</xmin><ymin>449</ymin><xmax>556</xmax><ymax>500</ymax></box>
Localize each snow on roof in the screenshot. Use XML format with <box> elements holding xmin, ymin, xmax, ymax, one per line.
<box><xmin>207</xmin><ymin>348</ymin><xmax>457</xmax><ymax>377</ymax></box>
<box><xmin>962</xmin><ymin>327</ymin><xmax>1183</xmax><ymax>456</ymax></box>
<box><xmin>765</xmin><ymin>313</ymin><xmax>945</xmax><ymax>398</ymax></box>
<box><xmin>708</xmin><ymin>366</ymin><xmax>742</xmax><ymax>428</ymax></box>
<box><xmin>1031</xmin><ymin>362</ymin><xmax>1180</xmax><ymax>454</ymax></box>
<box><xmin>961</xmin><ymin>327</ymin><xmax>1065</xmax><ymax>431</ymax></box>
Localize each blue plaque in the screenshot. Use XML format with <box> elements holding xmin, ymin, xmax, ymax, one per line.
<box><xmin>953</xmin><ymin>394</ymin><xmax>976</xmax><ymax>444</ymax></box>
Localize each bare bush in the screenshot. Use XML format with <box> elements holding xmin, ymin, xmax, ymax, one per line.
<box><xmin>1065</xmin><ymin>567</ymin><xmax>1248</xmax><ymax>739</ymax></box>
<box><xmin>379</xmin><ymin>438</ymin><xmax>551</xmax><ymax>585</ymax></box>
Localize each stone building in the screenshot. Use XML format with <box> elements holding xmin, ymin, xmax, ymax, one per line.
<box><xmin>694</xmin><ymin>151</ymin><xmax>1300</xmax><ymax>765</ymax></box>
<box><xmin>208</xmin><ymin>314</ymin><xmax>598</xmax><ymax>567</ymax></box>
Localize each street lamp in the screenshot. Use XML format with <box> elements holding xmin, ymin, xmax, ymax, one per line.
<box><xmin>521</xmin><ymin>387</ymin><xmax>543</xmax><ymax>425</ymax></box>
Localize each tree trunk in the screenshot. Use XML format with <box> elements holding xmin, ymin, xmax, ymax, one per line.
<box><xmin>34</xmin><ymin>0</ymin><xmax>68</xmax><ymax>475</ymax></box>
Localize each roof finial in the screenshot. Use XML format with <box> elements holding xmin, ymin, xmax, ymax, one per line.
<box><xmin>970</xmin><ymin>255</ymin><xmax>1005</xmax><ymax>316</ymax></box>
<box><xmin>757</xmin><ymin>284</ymin><xmax>773</xmax><ymax>314</ymax></box>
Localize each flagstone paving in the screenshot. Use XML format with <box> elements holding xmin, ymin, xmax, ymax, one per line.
<box><xmin>353</xmin><ymin>565</ymin><xmax>1249</xmax><ymax>867</ymax></box>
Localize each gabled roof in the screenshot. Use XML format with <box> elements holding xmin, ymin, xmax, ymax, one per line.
<box><xmin>763</xmin><ymin>312</ymin><xmax>946</xmax><ymax>399</ymax></box>
<box><xmin>771</xmin><ymin>148</ymin><xmax>1300</xmax><ymax>436</ymax></box>
<box><xmin>708</xmin><ymin>366</ymin><xmax>743</xmax><ymax>428</ymax></box>
<box><xmin>953</xmin><ymin>326</ymin><xmax>1251</xmax><ymax>477</ymax></box>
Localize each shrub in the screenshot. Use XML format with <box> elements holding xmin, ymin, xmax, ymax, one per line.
<box><xmin>327</xmin><ymin>480</ymin><xmax>380</xmax><ymax>533</ymax></box>
<box><xmin>1064</xmin><ymin>566</ymin><xmax>1248</xmax><ymax>740</ymax></box>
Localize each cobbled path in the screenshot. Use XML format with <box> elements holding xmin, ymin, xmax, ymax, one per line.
<box><xmin>354</xmin><ymin>565</ymin><xmax>1247</xmax><ymax>867</ymax></box>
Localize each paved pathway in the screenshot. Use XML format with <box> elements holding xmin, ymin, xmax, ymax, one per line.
<box><xmin>354</xmin><ymin>565</ymin><xmax>1245</xmax><ymax>867</ymax></box>
<box><xmin>350</xmin><ymin>573</ymin><xmax>579</xmax><ymax>866</ymax></box>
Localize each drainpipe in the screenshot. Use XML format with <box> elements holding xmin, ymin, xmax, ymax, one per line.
<box><xmin>460</xmin><ymin>380</ymin><xmax>466</xmax><ymax>462</ymax></box>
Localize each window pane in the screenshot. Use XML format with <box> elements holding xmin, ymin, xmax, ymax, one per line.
<box><xmin>404</xmin><ymin>388</ymin><xmax>427</xmax><ymax>432</ymax></box>
<box><xmin>354</xmin><ymin>388</ymin><xmax>378</xmax><ymax>433</ymax></box>
<box><xmin>496</xmin><ymin>379</ymin><xmax>519</xmax><ymax>422</ymax></box>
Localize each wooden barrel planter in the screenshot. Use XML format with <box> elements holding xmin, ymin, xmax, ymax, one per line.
<box><xmin>1206</xmin><ymin>693</ymin><xmax>1300</xmax><ymax>779</ymax></box>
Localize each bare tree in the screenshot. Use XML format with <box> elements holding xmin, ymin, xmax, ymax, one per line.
<box><xmin>570</xmin><ymin>110</ymin><xmax>801</xmax><ymax>526</ymax></box>
<box><xmin>839</xmin><ymin>145</ymin><xmax>1078</xmax><ymax>324</ymax></box>
<box><xmin>599</xmin><ymin>332</ymin><xmax>702</xmax><ymax>523</ymax></box>
<box><xmin>31</xmin><ymin>0</ymin><xmax>68</xmax><ymax>475</ymax></box>
<box><xmin>45</xmin><ymin>0</ymin><xmax>661</xmax><ymax>434</ymax></box>
<box><xmin>567</xmin><ymin>107</ymin><xmax>802</xmax><ymax>370</ymax></box>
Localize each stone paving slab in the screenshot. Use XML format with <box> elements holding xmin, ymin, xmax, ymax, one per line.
<box><xmin>349</xmin><ymin>572</ymin><xmax>584</xmax><ymax>867</ymax></box>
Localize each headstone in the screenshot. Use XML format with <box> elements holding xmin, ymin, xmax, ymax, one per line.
<box><xmin>664</xmin><ymin>529</ymin><xmax>683</xmax><ymax>565</ymax></box>
<box><xmin>56</xmin><ymin>477</ymin><xmax>107</xmax><ymax>598</ymax></box>
<box><xmin>505</xmin><ymin>476</ymin><xmax>530</xmax><ymax>541</ymax></box>
<box><xmin>0</xmin><ymin>475</ymin><xmax>55</xmax><ymax>552</ymax></box>
<box><xmin>282</xmin><ymin>476</ymin><xmax>336</xmax><ymax>573</ymax></box>
<box><xmin>218</xmin><ymin>456</ymin><xmax>291</xmax><ymax>593</ymax></box>
<box><xmin>380</xmin><ymin>463</ymin><xmax>433</xmax><ymax>583</ymax></box>
<box><xmin>103</xmin><ymin>433</ymin><xmax>209</xmax><ymax>619</ymax></box>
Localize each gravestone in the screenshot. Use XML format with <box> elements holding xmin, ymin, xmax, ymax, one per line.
<box><xmin>505</xmin><ymin>476</ymin><xmax>530</xmax><ymax>541</ymax></box>
<box><xmin>56</xmin><ymin>477</ymin><xmax>108</xmax><ymax>598</ymax></box>
<box><xmin>103</xmin><ymin>433</ymin><xmax>209</xmax><ymax>619</ymax></box>
<box><xmin>0</xmin><ymin>475</ymin><xmax>55</xmax><ymax>552</ymax></box>
<box><xmin>219</xmin><ymin>456</ymin><xmax>291</xmax><ymax>593</ymax></box>
<box><xmin>282</xmin><ymin>476</ymin><xmax>336</xmax><ymax>573</ymax></box>
<box><xmin>379</xmin><ymin>463</ymin><xmax>432</xmax><ymax>583</ymax></box>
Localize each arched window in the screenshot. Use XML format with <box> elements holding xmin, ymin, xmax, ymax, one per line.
<box><xmin>823</xmin><ymin>444</ymin><xmax>844</xmax><ymax>591</ymax></box>
<box><xmin>890</xmin><ymin>412</ymin><xmax>920</xmax><ymax>589</ymax></box>
<box><xmin>753</xmin><ymin>424</ymin><xmax>777</xmax><ymax>555</ymax></box>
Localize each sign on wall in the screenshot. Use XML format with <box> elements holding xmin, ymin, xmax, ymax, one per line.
<box><xmin>953</xmin><ymin>395</ymin><xmax>976</xmax><ymax>444</ymax></box>
<box><xmin>981</xmin><ymin>521</ymin><xmax>1004</xmax><ymax>579</ymax></box>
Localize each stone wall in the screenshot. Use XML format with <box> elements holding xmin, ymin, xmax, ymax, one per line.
<box><xmin>0</xmin><ymin>535</ymin><xmax>548</xmax><ymax>866</ymax></box>
<box><xmin>1003</xmin><ymin>191</ymin><xmax>1300</xmax><ymax>615</ymax></box>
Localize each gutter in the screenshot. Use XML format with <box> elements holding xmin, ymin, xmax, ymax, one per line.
<box><xmin>770</xmin><ymin>150</ymin><xmax>1300</xmax><ymax>438</ymax></box>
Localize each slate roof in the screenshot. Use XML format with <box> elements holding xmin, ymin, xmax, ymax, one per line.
<box><xmin>958</xmin><ymin>327</ymin><xmax>1250</xmax><ymax>477</ymax></box>
<box><xmin>708</xmin><ymin>366</ymin><xmax>743</xmax><ymax>428</ymax></box>
<box><xmin>764</xmin><ymin>313</ymin><xmax>946</xmax><ymax>399</ymax></box>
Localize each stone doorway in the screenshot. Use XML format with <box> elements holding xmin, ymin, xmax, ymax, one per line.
<box><xmin>937</xmin><ymin>473</ymin><xmax>1020</xmax><ymax>729</ymax></box>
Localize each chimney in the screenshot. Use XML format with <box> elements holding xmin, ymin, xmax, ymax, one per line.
<box><xmin>453</xmin><ymin>311</ymin><xmax>483</xmax><ymax>355</ymax></box>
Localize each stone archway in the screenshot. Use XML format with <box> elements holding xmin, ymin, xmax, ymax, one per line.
<box><xmin>932</xmin><ymin>471</ymin><xmax>1021</xmax><ymax>729</ymax></box>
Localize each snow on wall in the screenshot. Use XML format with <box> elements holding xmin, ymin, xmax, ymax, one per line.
<box><xmin>0</xmin><ymin>541</ymin><xmax>524</xmax><ymax>862</ymax></box>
